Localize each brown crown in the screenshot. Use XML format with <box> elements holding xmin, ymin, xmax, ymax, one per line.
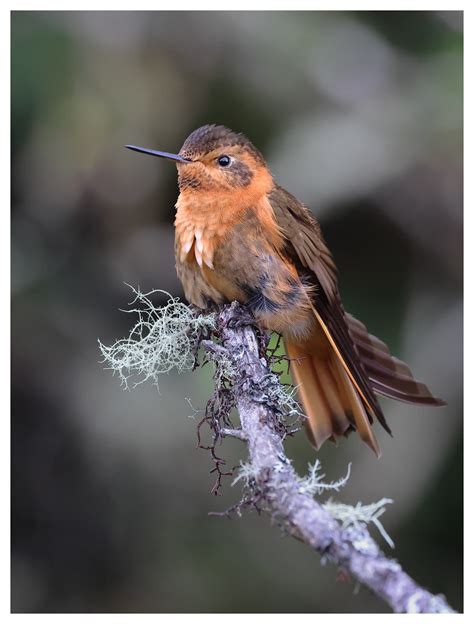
<box><xmin>179</xmin><ymin>124</ymin><xmax>265</xmax><ymax>164</ymax></box>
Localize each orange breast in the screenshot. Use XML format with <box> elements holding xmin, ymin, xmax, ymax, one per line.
<box><xmin>175</xmin><ymin>183</ymin><xmax>282</xmax><ymax>273</ymax></box>
<box><xmin>174</xmin><ymin>186</ymin><xmax>315</xmax><ymax>341</ymax></box>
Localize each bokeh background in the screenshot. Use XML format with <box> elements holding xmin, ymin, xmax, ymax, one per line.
<box><xmin>11</xmin><ymin>11</ymin><xmax>463</xmax><ymax>613</ymax></box>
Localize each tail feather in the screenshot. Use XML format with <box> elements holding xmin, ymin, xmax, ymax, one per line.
<box><xmin>286</xmin><ymin>339</ymin><xmax>380</xmax><ymax>456</ymax></box>
<box><xmin>317</xmin><ymin>362</ymin><xmax>352</xmax><ymax>436</ymax></box>
<box><xmin>311</xmin><ymin>305</ymin><xmax>392</xmax><ymax>435</ymax></box>
<box><xmin>285</xmin><ymin>311</ymin><xmax>444</xmax><ymax>458</ymax></box>
<box><xmin>346</xmin><ymin>313</ymin><xmax>446</xmax><ymax>406</ymax></box>
<box><xmin>286</xmin><ymin>340</ymin><xmax>338</xmax><ymax>448</ymax></box>
<box><xmin>330</xmin><ymin>355</ymin><xmax>381</xmax><ymax>457</ymax></box>
<box><xmin>370</xmin><ymin>379</ymin><xmax>445</xmax><ymax>405</ymax></box>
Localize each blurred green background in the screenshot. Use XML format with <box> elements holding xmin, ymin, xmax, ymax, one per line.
<box><xmin>11</xmin><ymin>11</ymin><xmax>462</xmax><ymax>613</ymax></box>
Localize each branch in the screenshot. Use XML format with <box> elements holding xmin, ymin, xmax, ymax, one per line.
<box><xmin>203</xmin><ymin>303</ymin><xmax>455</xmax><ymax>614</ymax></box>
<box><xmin>99</xmin><ymin>290</ymin><xmax>455</xmax><ymax>613</ymax></box>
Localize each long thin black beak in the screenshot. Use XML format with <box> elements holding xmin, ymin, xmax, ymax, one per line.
<box><xmin>125</xmin><ymin>145</ymin><xmax>191</xmax><ymax>163</ymax></box>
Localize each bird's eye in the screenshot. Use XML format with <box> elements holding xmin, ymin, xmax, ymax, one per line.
<box><xmin>217</xmin><ymin>155</ymin><xmax>231</xmax><ymax>167</ymax></box>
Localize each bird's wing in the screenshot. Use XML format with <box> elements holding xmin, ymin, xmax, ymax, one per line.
<box><xmin>269</xmin><ymin>185</ymin><xmax>444</xmax><ymax>413</ymax></box>
<box><xmin>345</xmin><ymin>313</ymin><xmax>445</xmax><ymax>406</ymax></box>
<box><xmin>269</xmin><ymin>185</ymin><xmax>390</xmax><ymax>430</ymax></box>
<box><xmin>269</xmin><ymin>186</ymin><xmax>339</xmax><ymax>301</ymax></box>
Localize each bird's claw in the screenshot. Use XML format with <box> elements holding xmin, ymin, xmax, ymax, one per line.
<box><xmin>226</xmin><ymin>306</ymin><xmax>256</xmax><ymax>330</ymax></box>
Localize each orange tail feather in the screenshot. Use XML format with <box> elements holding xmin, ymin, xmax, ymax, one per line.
<box><xmin>285</xmin><ymin>338</ymin><xmax>381</xmax><ymax>457</ymax></box>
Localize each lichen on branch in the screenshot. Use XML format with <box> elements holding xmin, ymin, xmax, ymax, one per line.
<box><xmin>98</xmin><ymin>285</ymin><xmax>215</xmax><ymax>388</ymax></box>
<box><xmin>99</xmin><ymin>289</ymin><xmax>455</xmax><ymax>614</ymax></box>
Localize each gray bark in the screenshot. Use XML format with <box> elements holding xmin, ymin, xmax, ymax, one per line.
<box><xmin>205</xmin><ymin>303</ymin><xmax>455</xmax><ymax>614</ymax></box>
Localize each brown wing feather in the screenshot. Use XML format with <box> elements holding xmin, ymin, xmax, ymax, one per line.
<box><xmin>269</xmin><ymin>186</ymin><xmax>389</xmax><ymax>432</ymax></box>
<box><xmin>269</xmin><ymin>186</ymin><xmax>338</xmax><ymax>300</ymax></box>
<box><xmin>346</xmin><ymin>313</ymin><xmax>445</xmax><ymax>405</ymax></box>
<box><xmin>269</xmin><ymin>185</ymin><xmax>444</xmax><ymax>421</ymax></box>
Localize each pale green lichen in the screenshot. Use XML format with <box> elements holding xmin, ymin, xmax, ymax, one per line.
<box><xmin>323</xmin><ymin>497</ymin><xmax>394</xmax><ymax>549</ymax></box>
<box><xmin>231</xmin><ymin>461</ymin><xmax>258</xmax><ymax>487</ymax></box>
<box><xmin>232</xmin><ymin>458</ymin><xmax>394</xmax><ymax>548</ymax></box>
<box><xmin>300</xmin><ymin>460</ymin><xmax>394</xmax><ymax>548</ymax></box>
<box><xmin>263</xmin><ymin>374</ymin><xmax>304</xmax><ymax>424</ymax></box>
<box><xmin>98</xmin><ymin>286</ymin><xmax>215</xmax><ymax>389</ymax></box>
<box><xmin>297</xmin><ymin>459</ymin><xmax>352</xmax><ymax>496</ymax></box>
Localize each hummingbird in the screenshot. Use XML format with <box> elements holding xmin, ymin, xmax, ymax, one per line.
<box><xmin>126</xmin><ymin>124</ymin><xmax>445</xmax><ymax>457</ymax></box>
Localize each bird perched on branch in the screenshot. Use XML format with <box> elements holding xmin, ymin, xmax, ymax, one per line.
<box><xmin>126</xmin><ymin>124</ymin><xmax>445</xmax><ymax>457</ymax></box>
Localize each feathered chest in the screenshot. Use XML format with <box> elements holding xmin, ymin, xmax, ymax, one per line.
<box><xmin>175</xmin><ymin>195</ymin><xmax>224</xmax><ymax>270</ymax></box>
<box><xmin>174</xmin><ymin>191</ymin><xmax>283</xmax><ymax>271</ymax></box>
<box><xmin>173</xmin><ymin>189</ymin><xmax>315</xmax><ymax>339</ymax></box>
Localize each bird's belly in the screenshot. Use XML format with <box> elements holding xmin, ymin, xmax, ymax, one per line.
<box><xmin>206</xmin><ymin>244</ymin><xmax>317</xmax><ymax>341</ymax></box>
<box><xmin>176</xmin><ymin>215</ymin><xmax>317</xmax><ymax>341</ymax></box>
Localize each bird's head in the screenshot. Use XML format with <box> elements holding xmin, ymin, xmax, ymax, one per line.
<box><xmin>126</xmin><ymin>124</ymin><xmax>273</xmax><ymax>195</ymax></box>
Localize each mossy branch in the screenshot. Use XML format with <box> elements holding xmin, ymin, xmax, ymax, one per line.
<box><xmin>99</xmin><ymin>289</ymin><xmax>455</xmax><ymax>614</ymax></box>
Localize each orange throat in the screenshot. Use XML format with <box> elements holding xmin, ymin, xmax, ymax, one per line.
<box><xmin>174</xmin><ymin>168</ymin><xmax>277</xmax><ymax>270</ymax></box>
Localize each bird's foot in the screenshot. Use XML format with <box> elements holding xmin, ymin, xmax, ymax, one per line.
<box><xmin>225</xmin><ymin>303</ymin><xmax>257</xmax><ymax>330</ymax></box>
